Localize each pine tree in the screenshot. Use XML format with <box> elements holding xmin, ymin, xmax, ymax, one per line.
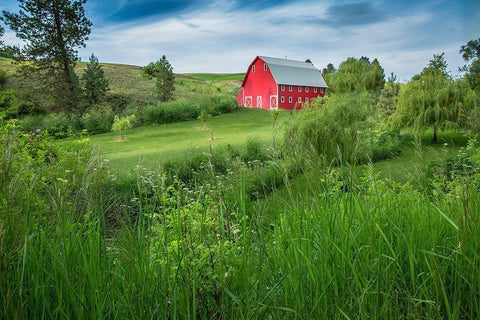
<box><xmin>0</xmin><ymin>25</ymin><xmax>4</xmax><ymax>47</ymax></box>
<box><xmin>3</xmin><ymin>0</ymin><xmax>92</xmax><ymax>110</ymax></box>
<box><xmin>82</xmin><ymin>53</ymin><xmax>109</xmax><ymax>103</ymax></box>
<box><xmin>143</xmin><ymin>55</ymin><xmax>175</xmax><ymax>102</ymax></box>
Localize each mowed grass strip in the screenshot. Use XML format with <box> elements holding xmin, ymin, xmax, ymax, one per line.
<box><xmin>89</xmin><ymin>108</ymin><xmax>279</xmax><ymax>173</ymax></box>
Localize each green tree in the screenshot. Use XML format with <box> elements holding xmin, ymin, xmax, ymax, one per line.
<box><xmin>460</xmin><ymin>38</ymin><xmax>480</xmax><ymax>91</ymax></box>
<box><xmin>329</xmin><ymin>57</ymin><xmax>385</xmax><ymax>93</ymax></box>
<box><xmin>143</xmin><ymin>55</ymin><xmax>175</xmax><ymax>102</ymax></box>
<box><xmin>82</xmin><ymin>53</ymin><xmax>109</xmax><ymax>103</ymax></box>
<box><xmin>198</xmin><ymin>109</ymin><xmax>211</xmax><ymax>130</ymax></box>
<box><xmin>394</xmin><ymin>55</ymin><xmax>477</xmax><ymax>143</ymax></box>
<box><xmin>3</xmin><ymin>0</ymin><xmax>92</xmax><ymax>110</ymax></box>
<box><xmin>377</xmin><ymin>72</ymin><xmax>400</xmax><ymax>119</ymax></box>
<box><xmin>112</xmin><ymin>114</ymin><xmax>135</xmax><ymax>140</ymax></box>
<box><xmin>322</xmin><ymin>63</ymin><xmax>336</xmax><ymax>76</ymax></box>
<box><xmin>0</xmin><ymin>25</ymin><xmax>4</xmax><ymax>47</ymax></box>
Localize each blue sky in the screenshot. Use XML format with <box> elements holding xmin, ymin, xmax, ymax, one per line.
<box><xmin>1</xmin><ymin>0</ymin><xmax>479</xmax><ymax>81</ymax></box>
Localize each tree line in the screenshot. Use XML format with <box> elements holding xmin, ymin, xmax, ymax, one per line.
<box><xmin>321</xmin><ymin>45</ymin><xmax>480</xmax><ymax>144</ymax></box>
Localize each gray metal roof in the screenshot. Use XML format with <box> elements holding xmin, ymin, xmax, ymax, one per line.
<box><xmin>259</xmin><ymin>56</ymin><xmax>328</xmax><ymax>88</ymax></box>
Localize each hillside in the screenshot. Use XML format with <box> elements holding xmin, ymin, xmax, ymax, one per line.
<box><xmin>0</xmin><ymin>57</ymin><xmax>242</xmax><ymax>103</ymax></box>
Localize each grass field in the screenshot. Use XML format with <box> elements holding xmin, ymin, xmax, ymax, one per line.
<box><xmin>89</xmin><ymin>108</ymin><xmax>279</xmax><ymax>173</ymax></box>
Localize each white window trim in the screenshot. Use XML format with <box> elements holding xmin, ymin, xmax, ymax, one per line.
<box><xmin>281</xmin><ymin>96</ymin><xmax>285</xmax><ymax>103</ymax></box>
<box><xmin>305</xmin><ymin>97</ymin><xmax>309</xmax><ymax>102</ymax></box>
<box><xmin>281</xmin><ymin>85</ymin><xmax>285</xmax><ymax>91</ymax></box>
<box><xmin>305</xmin><ymin>87</ymin><xmax>309</xmax><ymax>92</ymax></box>
<box><xmin>289</xmin><ymin>85</ymin><xmax>292</xmax><ymax>92</ymax></box>
<box><xmin>257</xmin><ymin>96</ymin><xmax>262</xmax><ymax>108</ymax></box>
<box><xmin>252</xmin><ymin>65</ymin><xmax>255</xmax><ymax>73</ymax></box>
<box><xmin>298</xmin><ymin>86</ymin><xmax>302</xmax><ymax>92</ymax></box>
<box><xmin>314</xmin><ymin>88</ymin><xmax>318</xmax><ymax>93</ymax></box>
<box><xmin>289</xmin><ymin>97</ymin><xmax>292</xmax><ymax>103</ymax></box>
<box><xmin>298</xmin><ymin>97</ymin><xmax>302</xmax><ymax>103</ymax></box>
<box><xmin>264</xmin><ymin>63</ymin><xmax>268</xmax><ymax>71</ymax></box>
<box><xmin>320</xmin><ymin>88</ymin><xmax>325</xmax><ymax>94</ymax></box>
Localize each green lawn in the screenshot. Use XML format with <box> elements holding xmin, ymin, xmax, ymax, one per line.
<box><xmin>89</xmin><ymin>108</ymin><xmax>279</xmax><ymax>173</ymax></box>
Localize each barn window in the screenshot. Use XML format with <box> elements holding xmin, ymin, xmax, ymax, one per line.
<box><xmin>305</xmin><ymin>87</ymin><xmax>309</xmax><ymax>92</ymax></box>
<box><xmin>298</xmin><ymin>86</ymin><xmax>302</xmax><ymax>92</ymax></box>
<box><xmin>314</xmin><ymin>88</ymin><xmax>318</xmax><ymax>93</ymax></box>
<box><xmin>281</xmin><ymin>85</ymin><xmax>285</xmax><ymax>91</ymax></box>
<box><xmin>264</xmin><ymin>63</ymin><xmax>268</xmax><ymax>71</ymax></box>
<box><xmin>281</xmin><ymin>96</ymin><xmax>285</xmax><ymax>103</ymax></box>
<box><xmin>305</xmin><ymin>97</ymin><xmax>309</xmax><ymax>103</ymax></box>
<box><xmin>320</xmin><ymin>88</ymin><xmax>325</xmax><ymax>94</ymax></box>
<box><xmin>252</xmin><ymin>65</ymin><xmax>255</xmax><ymax>73</ymax></box>
<box><xmin>289</xmin><ymin>97</ymin><xmax>292</xmax><ymax>103</ymax></box>
<box><xmin>289</xmin><ymin>85</ymin><xmax>292</xmax><ymax>91</ymax></box>
<box><xmin>298</xmin><ymin>97</ymin><xmax>302</xmax><ymax>103</ymax></box>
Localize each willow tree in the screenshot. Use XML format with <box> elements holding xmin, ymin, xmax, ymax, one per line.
<box><xmin>394</xmin><ymin>59</ymin><xmax>477</xmax><ymax>143</ymax></box>
<box><xmin>3</xmin><ymin>0</ymin><xmax>92</xmax><ymax>110</ymax></box>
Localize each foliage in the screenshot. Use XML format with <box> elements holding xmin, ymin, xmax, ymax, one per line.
<box><xmin>3</xmin><ymin>0</ymin><xmax>92</xmax><ymax>110</ymax></box>
<box><xmin>82</xmin><ymin>53</ymin><xmax>109</xmax><ymax>103</ymax></box>
<box><xmin>460</xmin><ymin>38</ymin><xmax>480</xmax><ymax>91</ymax></box>
<box><xmin>143</xmin><ymin>55</ymin><xmax>175</xmax><ymax>102</ymax></box>
<box><xmin>0</xmin><ymin>89</ymin><xmax>46</xmax><ymax>119</ymax></box>
<box><xmin>198</xmin><ymin>109</ymin><xmax>211</xmax><ymax>129</ymax></box>
<box><xmin>376</xmin><ymin>72</ymin><xmax>400</xmax><ymax>119</ymax></box>
<box><xmin>394</xmin><ymin>55</ymin><xmax>478</xmax><ymax>143</ymax></box>
<box><xmin>111</xmin><ymin>114</ymin><xmax>135</xmax><ymax>140</ymax></box>
<box><xmin>80</xmin><ymin>106</ymin><xmax>114</xmax><ymax>134</ymax></box>
<box><xmin>144</xmin><ymin>95</ymin><xmax>236</xmax><ymax>125</ymax></box>
<box><xmin>321</xmin><ymin>62</ymin><xmax>336</xmax><ymax>76</ymax></box>
<box><xmin>328</xmin><ymin>57</ymin><xmax>385</xmax><ymax>93</ymax></box>
<box><xmin>0</xmin><ymin>24</ymin><xmax>4</xmax><ymax>47</ymax></box>
<box><xmin>283</xmin><ymin>92</ymin><xmax>399</xmax><ymax>165</ymax></box>
<box><xmin>0</xmin><ymin>70</ymin><xmax>6</xmax><ymax>88</ymax></box>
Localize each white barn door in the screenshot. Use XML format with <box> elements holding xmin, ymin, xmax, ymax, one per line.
<box><xmin>245</xmin><ymin>96</ymin><xmax>252</xmax><ymax>108</ymax></box>
<box><xmin>270</xmin><ymin>95</ymin><xmax>278</xmax><ymax>109</ymax></box>
<box><xmin>257</xmin><ymin>96</ymin><xmax>262</xmax><ymax>108</ymax></box>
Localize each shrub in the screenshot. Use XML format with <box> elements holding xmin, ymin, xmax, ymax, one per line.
<box><xmin>283</xmin><ymin>92</ymin><xmax>400</xmax><ymax>165</ymax></box>
<box><xmin>80</xmin><ymin>106</ymin><xmax>114</xmax><ymax>134</ymax></box>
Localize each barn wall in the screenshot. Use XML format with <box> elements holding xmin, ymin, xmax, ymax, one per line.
<box><xmin>277</xmin><ymin>85</ymin><xmax>326</xmax><ymax>109</ymax></box>
<box><xmin>241</xmin><ymin>58</ymin><xmax>277</xmax><ymax>110</ymax></box>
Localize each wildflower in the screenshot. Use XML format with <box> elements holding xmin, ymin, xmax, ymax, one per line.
<box><xmin>31</xmin><ymin>133</ymin><xmax>35</xmax><ymax>136</ymax></box>
<box><xmin>36</xmin><ymin>129</ymin><xmax>41</xmax><ymax>133</ymax></box>
<box><xmin>30</xmin><ymin>139</ymin><xmax>34</xmax><ymax>142</ymax></box>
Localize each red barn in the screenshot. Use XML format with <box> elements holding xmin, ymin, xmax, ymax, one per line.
<box><xmin>236</xmin><ymin>56</ymin><xmax>328</xmax><ymax>110</ymax></box>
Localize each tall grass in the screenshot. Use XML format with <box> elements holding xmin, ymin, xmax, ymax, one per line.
<box><xmin>1</xmin><ymin>121</ymin><xmax>480</xmax><ymax>319</ymax></box>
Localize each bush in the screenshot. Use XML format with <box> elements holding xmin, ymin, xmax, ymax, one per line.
<box><xmin>145</xmin><ymin>101</ymin><xmax>201</xmax><ymax>124</ymax></box>
<box><xmin>81</xmin><ymin>106</ymin><xmax>114</xmax><ymax>134</ymax></box>
<box><xmin>283</xmin><ymin>92</ymin><xmax>400</xmax><ymax>165</ymax></box>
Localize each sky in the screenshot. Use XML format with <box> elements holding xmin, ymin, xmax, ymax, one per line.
<box><xmin>1</xmin><ymin>0</ymin><xmax>479</xmax><ymax>82</ymax></box>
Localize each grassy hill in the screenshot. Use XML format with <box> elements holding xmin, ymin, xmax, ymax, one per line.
<box><xmin>0</xmin><ymin>57</ymin><xmax>242</xmax><ymax>104</ymax></box>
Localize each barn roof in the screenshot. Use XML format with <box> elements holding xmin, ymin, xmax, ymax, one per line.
<box><xmin>259</xmin><ymin>56</ymin><xmax>328</xmax><ymax>88</ymax></box>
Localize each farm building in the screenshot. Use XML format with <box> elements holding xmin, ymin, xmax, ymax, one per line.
<box><xmin>236</xmin><ymin>56</ymin><xmax>328</xmax><ymax>110</ymax></box>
